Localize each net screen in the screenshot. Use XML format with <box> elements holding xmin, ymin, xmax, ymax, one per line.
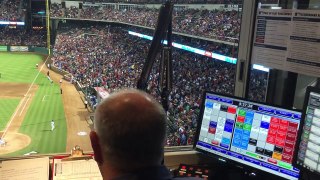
<box><xmin>296</xmin><ymin>89</ymin><xmax>320</xmax><ymax>174</ymax></box>
<box><xmin>195</xmin><ymin>92</ymin><xmax>301</xmax><ymax>180</ymax></box>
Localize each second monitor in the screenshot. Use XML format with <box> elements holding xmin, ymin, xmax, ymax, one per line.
<box><xmin>294</xmin><ymin>86</ymin><xmax>320</xmax><ymax>177</ymax></box>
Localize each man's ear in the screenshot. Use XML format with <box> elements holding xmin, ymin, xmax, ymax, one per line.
<box><xmin>90</xmin><ymin>131</ymin><xmax>104</xmax><ymax>166</ymax></box>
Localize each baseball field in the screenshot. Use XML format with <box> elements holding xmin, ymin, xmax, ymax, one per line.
<box><xmin>0</xmin><ymin>52</ymin><xmax>92</xmax><ymax>156</ymax></box>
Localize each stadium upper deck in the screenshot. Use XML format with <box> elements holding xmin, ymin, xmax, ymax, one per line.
<box><xmin>77</xmin><ymin>0</ymin><xmax>277</xmax><ymax>4</ymax></box>
<box><xmin>0</xmin><ymin>0</ymin><xmax>23</xmax><ymax>21</ymax></box>
<box><xmin>50</xmin><ymin>4</ymin><xmax>241</xmax><ymax>42</ymax></box>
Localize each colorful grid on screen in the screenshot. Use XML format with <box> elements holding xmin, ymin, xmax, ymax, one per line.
<box><xmin>197</xmin><ymin>94</ymin><xmax>301</xmax><ymax>180</ymax></box>
<box><xmin>199</xmin><ymin>99</ymin><xmax>300</xmax><ymax>167</ymax></box>
<box><xmin>199</xmin><ymin>101</ymin><xmax>237</xmax><ymax>149</ymax></box>
<box><xmin>231</xmin><ymin>111</ymin><xmax>299</xmax><ymax>164</ymax></box>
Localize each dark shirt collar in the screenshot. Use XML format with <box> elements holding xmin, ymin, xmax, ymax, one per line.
<box><xmin>111</xmin><ymin>165</ymin><xmax>172</xmax><ymax>180</ymax></box>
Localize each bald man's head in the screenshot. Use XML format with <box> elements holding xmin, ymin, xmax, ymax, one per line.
<box><xmin>92</xmin><ymin>89</ymin><xmax>166</xmax><ymax>171</ymax></box>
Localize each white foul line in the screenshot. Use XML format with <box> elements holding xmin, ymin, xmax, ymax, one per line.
<box><xmin>19</xmin><ymin>94</ymin><xmax>31</xmax><ymax>116</ymax></box>
<box><xmin>0</xmin><ymin>97</ymin><xmax>25</xmax><ymax>137</ymax></box>
<box><xmin>24</xmin><ymin>56</ymin><xmax>50</xmax><ymax>97</ymax></box>
<box><xmin>1</xmin><ymin>56</ymin><xmax>50</xmax><ymax>140</ymax></box>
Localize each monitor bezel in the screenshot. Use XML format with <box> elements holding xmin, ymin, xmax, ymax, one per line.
<box><xmin>293</xmin><ymin>86</ymin><xmax>320</xmax><ymax>177</ymax></box>
<box><xmin>193</xmin><ymin>90</ymin><xmax>302</xmax><ymax>179</ymax></box>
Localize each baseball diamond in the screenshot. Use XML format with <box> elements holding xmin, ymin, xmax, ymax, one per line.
<box><xmin>0</xmin><ymin>52</ymin><xmax>92</xmax><ymax>156</ymax></box>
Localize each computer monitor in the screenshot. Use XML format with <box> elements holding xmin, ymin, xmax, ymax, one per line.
<box><xmin>194</xmin><ymin>91</ymin><xmax>301</xmax><ymax>180</ymax></box>
<box><xmin>294</xmin><ymin>86</ymin><xmax>320</xmax><ymax>176</ymax></box>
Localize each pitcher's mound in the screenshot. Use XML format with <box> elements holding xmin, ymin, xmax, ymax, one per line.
<box><xmin>0</xmin><ymin>132</ymin><xmax>31</xmax><ymax>155</ymax></box>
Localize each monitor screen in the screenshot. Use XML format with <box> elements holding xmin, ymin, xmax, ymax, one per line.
<box><xmin>295</xmin><ymin>87</ymin><xmax>320</xmax><ymax>175</ymax></box>
<box><xmin>194</xmin><ymin>92</ymin><xmax>301</xmax><ymax>180</ymax></box>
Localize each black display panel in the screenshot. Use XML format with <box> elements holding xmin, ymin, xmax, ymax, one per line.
<box><xmin>194</xmin><ymin>91</ymin><xmax>301</xmax><ymax>180</ymax></box>
<box><xmin>294</xmin><ymin>86</ymin><xmax>320</xmax><ymax>177</ymax></box>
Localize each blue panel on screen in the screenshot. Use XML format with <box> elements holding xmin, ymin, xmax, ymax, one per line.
<box><xmin>222</xmin><ymin>138</ymin><xmax>231</xmax><ymax>145</ymax></box>
<box><xmin>234</xmin><ymin>128</ymin><xmax>243</xmax><ymax>135</ymax></box>
<box><xmin>224</xmin><ymin>124</ymin><xmax>233</xmax><ymax>133</ymax></box>
<box><xmin>209</xmin><ymin>121</ymin><xmax>217</xmax><ymax>128</ymax></box>
<box><xmin>243</xmin><ymin>130</ymin><xmax>251</xmax><ymax>136</ymax></box>
<box><xmin>246</xmin><ymin>111</ymin><xmax>254</xmax><ymax>118</ymax></box>
<box><xmin>206</xmin><ymin>102</ymin><xmax>213</xmax><ymax>108</ymax></box>
<box><xmin>245</xmin><ymin>117</ymin><xmax>253</xmax><ymax>124</ymax></box>
<box><xmin>232</xmin><ymin>138</ymin><xmax>241</xmax><ymax>147</ymax></box>
<box><xmin>260</xmin><ymin>121</ymin><xmax>270</xmax><ymax>129</ymax></box>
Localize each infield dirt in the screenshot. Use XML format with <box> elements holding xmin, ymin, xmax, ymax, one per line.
<box><xmin>0</xmin><ymin>83</ymin><xmax>37</xmax><ymax>155</ymax></box>
<box><xmin>40</xmin><ymin>63</ymin><xmax>92</xmax><ymax>152</ymax></box>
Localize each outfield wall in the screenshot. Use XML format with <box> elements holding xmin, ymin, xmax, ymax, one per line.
<box><xmin>0</xmin><ymin>45</ymin><xmax>49</xmax><ymax>55</ymax></box>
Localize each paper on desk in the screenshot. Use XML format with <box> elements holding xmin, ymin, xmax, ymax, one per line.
<box><xmin>53</xmin><ymin>159</ymin><xmax>102</xmax><ymax>180</ymax></box>
<box><xmin>0</xmin><ymin>157</ymin><xmax>49</xmax><ymax>180</ymax></box>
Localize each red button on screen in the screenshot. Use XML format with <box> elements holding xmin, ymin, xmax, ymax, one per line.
<box><xmin>268</xmin><ymin>158</ymin><xmax>277</xmax><ymax>164</ymax></box>
<box><xmin>270</xmin><ymin>123</ymin><xmax>279</xmax><ymax>130</ymax></box>
<box><xmin>208</xmin><ymin>127</ymin><xmax>216</xmax><ymax>134</ymax></box>
<box><xmin>271</xmin><ymin>117</ymin><xmax>279</xmax><ymax>123</ymax></box>
<box><xmin>212</xmin><ymin>140</ymin><xmax>219</xmax><ymax>145</ymax></box>
<box><xmin>268</xmin><ymin>129</ymin><xmax>277</xmax><ymax>136</ymax></box>
<box><xmin>279</xmin><ymin>119</ymin><xmax>289</xmax><ymax>126</ymax></box>
<box><xmin>228</xmin><ymin>106</ymin><xmax>237</xmax><ymax>114</ymax></box>
<box><xmin>289</xmin><ymin>122</ymin><xmax>298</xmax><ymax>128</ymax></box>
<box><xmin>285</xmin><ymin>141</ymin><xmax>294</xmax><ymax>149</ymax></box>
<box><xmin>287</xmin><ymin>126</ymin><xmax>297</xmax><ymax>134</ymax></box>
<box><xmin>284</xmin><ymin>147</ymin><xmax>293</xmax><ymax>155</ymax></box>
<box><xmin>237</xmin><ymin>116</ymin><xmax>245</xmax><ymax>123</ymax></box>
<box><xmin>275</xmin><ymin>138</ymin><xmax>285</xmax><ymax>147</ymax></box>
<box><xmin>267</xmin><ymin>136</ymin><xmax>275</xmax><ymax>144</ymax></box>
<box><xmin>282</xmin><ymin>154</ymin><xmax>292</xmax><ymax>163</ymax></box>
<box><xmin>278</xmin><ymin>125</ymin><xmax>288</xmax><ymax>132</ymax></box>
<box><xmin>286</xmin><ymin>133</ymin><xmax>296</xmax><ymax>142</ymax></box>
<box><xmin>276</xmin><ymin>131</ymin><xmax>286</xmax><ymax>140</ymax></box>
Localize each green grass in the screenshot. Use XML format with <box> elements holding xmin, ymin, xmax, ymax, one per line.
<box><xmin>0</xmin><ymin>53</ymin><xmax>42</xmax><ymax>83</ymax></box>
<box><xmin>0</xmin><ymin>99</ymin><xmax>20</xmax><ymax>131</ymax></box>
<box><xmin>0</xmin><ymin>53</ymin><xmax>67</xmax><ymax>156</ymax></box>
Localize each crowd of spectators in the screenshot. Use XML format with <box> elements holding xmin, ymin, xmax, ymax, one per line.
<box><xmin>65</xmin><ymin>6</ymin><xmax>79</xmax><ymax>18</ymax></box>
<box><xmin>248</xmin><ymin>69</ymin><xmax>268</xmax><ymax>103</ymax></box>
<box><xmin>50</xmin><ymin>4</ymin><xmax>240</xmax><ymax>42</ymax></box>
<box><xmin>84</xmin><ymin>0</ymin><xmax>243</xmax><ymax>4</ymax></box>
<box><xmin>173</xmin><ymin>9</ymin><xmax>240</xmax><ymax>42</ymax></box>
<box><xmin>52</xmin><ymin>23</ymin><xmax>236</xmax><ymax>146</ymax></box>
<box><xmin>0</xmin><ymin>27</ymin><xmax>47</xmax><ymax>47</ymax></box>
<box><xmin>50</xmin><ymin>3</ymin><xmax>64</xmax><ymax>18</ymax></box>
<box><xmin>83</xmin><ymin>0</ymin><xmax>278</xmax><ymax>4</ymax></box>
<box><xmin>0</xmin><ymin>0</ymin><xmax>23</xmax><ymax>21</ymax></box>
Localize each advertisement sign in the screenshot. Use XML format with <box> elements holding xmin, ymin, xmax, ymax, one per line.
<box><xmin>94</xmin><ymin>87</ymin><xmax>109</xmax><ymax>100</ymax></box>
<box><xmin>0</xmin><ymin>46</ymin><xmax>7</xmax><ymax>51</ymax></box>
<box><xmin>10</xmin><ymin>46</ymin><xmax>29</xmax><ymax>52</ymax></box>
<box><xmin>128</xmin><ymin>31</ymin><xmax>238</xmax><ymax>64</ymax></box>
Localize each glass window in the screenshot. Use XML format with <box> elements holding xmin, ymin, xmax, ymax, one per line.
<box><xmin>249</xmin><ymin>0</ymin><xmax>320</xmax><ymax>108</ymax></box>
<box><xmin>0</xmin><ymin>1</ymin><xmax>246</xmax><ymax>157</ymax></box>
